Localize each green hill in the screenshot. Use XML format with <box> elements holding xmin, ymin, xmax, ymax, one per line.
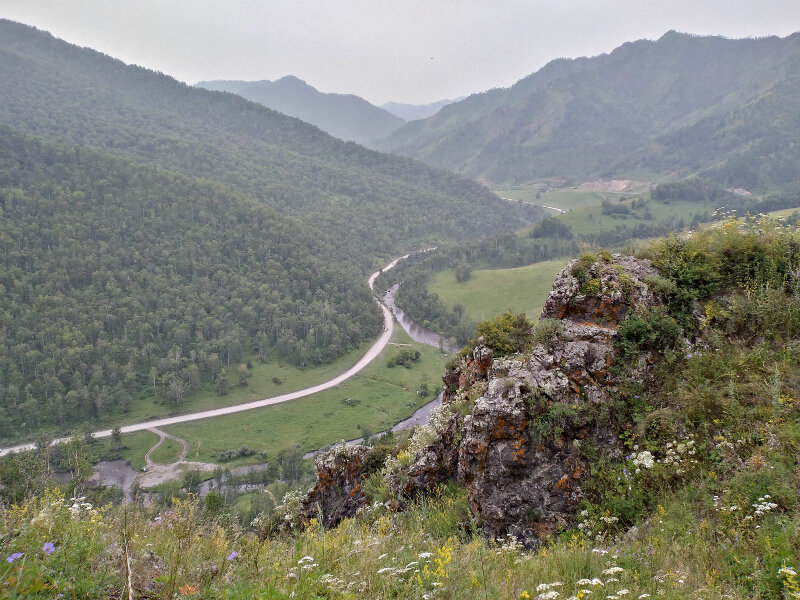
<box><xmin>0</xmin><ymin>20</ymin><xmax>536</xmax><ymax>270</ymax></box>
<box><xmin>0</xmin><ymin>127</ymin><xmax>380</xmax><ymax>441</ymax></box>
<box><xmin>375</xmin><ymin>31</ymin><xmax>800</xmax><ymax>190</ymax></box>
<box><xmin>0</xmin><ymin>19</ymin><xmax>541</xmax><ymax>442</ymax></box>
<box><xmin>196</xmin><ymin>76</ymin><xmax>405</xmax><ymax>145</ymax></box>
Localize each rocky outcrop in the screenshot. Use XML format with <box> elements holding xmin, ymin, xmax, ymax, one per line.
<box><xmin>302</xmin><ymin>255</ymin><xmax>662</xmax><ymax>546</ymax></box>
<box><xmin>299</xmin><ymin>444</ymin><xmax>369</xmax><ymax>528</ymax></box>
<box><xmin>456</xmin><ymin>255</ymin><xmax>659</xmax><ymax>546</ymax></box>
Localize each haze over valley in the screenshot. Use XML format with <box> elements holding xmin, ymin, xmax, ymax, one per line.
<box><xmin>1</xmin><ymin>4</ymin><xmax>800</xmax><ymax>597</ymax></box>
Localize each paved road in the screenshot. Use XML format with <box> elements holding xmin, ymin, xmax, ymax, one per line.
<box><xmin>0</xmin><ymin>254</ymin><xmax>414</xmax><ymax>457</ymax></box>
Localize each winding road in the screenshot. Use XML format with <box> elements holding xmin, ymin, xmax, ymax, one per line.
<box><xmin>0</xmin><ymin>252</ymin><xmax>427</xmax><ymax>457</ymax></box>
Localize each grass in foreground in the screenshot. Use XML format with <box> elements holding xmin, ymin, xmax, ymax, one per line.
<box><xmin>427</xmin><ymin>260</ymin><xmax>568</xmax><ymax>323</ymax></box>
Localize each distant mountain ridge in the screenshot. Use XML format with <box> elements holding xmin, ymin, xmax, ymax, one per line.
<box><xmin>380</xmin><ymin>98</ymin><xmax>463</xmax><ymax>121</ymax></box>
<box><xmin>196</xmin><ymin>76</ymin><xmax>404</xmax><ymax>144</ymax></box>
<box><xmin>374</xmin><ymin>31</ymin><xmax>800</xmax><ymax>189</ymax></box>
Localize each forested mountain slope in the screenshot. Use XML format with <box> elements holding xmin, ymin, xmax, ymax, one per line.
<box><xmin>0</xmin><ymin>20</ymin><xmax>535</xmax><ymax>269</ymax></box>
<box><xmin>0</xmin><ymin>20</ymin><xmax>541</xmax><ymax>443</ymax></box>
<box><xmin>0</xmin><ymin>126</ymin><xmax>381</xmax><ymax>440</ymax></box>
<box><xmin>196</xmin><ymin>76</ymin><xmax>404</xmax><ymax>145</ymax></box>
<box><xmin>375</xmin><ymin>31</ymin><xmax>800</xmax><ymax>187</ymax></box>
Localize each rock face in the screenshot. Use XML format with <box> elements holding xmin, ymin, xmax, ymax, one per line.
<box><xmin>456</xmin><ymin>255</ymin><xmax>659</xmax><ymax>546</ymax></box>
<box><xmin>299</xmin><ymin>444</ymin><xmax>369</xmax><ymax>528</ymax></box>
<box><xmin>302</xmin><ymin>255</ymin><xmax>662</xmax><ymax>545</ymax></box>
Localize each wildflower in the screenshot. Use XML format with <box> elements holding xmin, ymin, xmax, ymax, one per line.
<box><xmin>632</xmin><ymin>451</ymin><xmax>654</xmax><ymax>470</ymax></box>
<box><xmin>779</xmin><ymin>566</ymin><xmax>797</xmax><ymax>577</ymax></box>
<box><xmin>520</xmin><ymin>592</ymin><xmax>531</xmax><ymax>599</ymax></box>
<box><xmin>540</xmin><ymin>591</ymin><xmax>560</xmax><ymax>600</ymax></box>
<box><xmin>227</xmin><ymin>550</ymin><xmax>238</xmax><ymax>561</ymax></box>
<box><xmin>179</xmin><ymin>584</ymin><xmax>199</xmax><ymax>595</ymax></box>
<box><xmin>418</xmin><ymin>551</ymin><xmax>433</xmax><ymax>559</ymax></box>
<box><xmin>298</xmin><ymin>555</ymin><xmax>314</xmax><ymax>564</ymax></box>
<box><xmin>637</xmin><ymin>595</ymin><xmax>650</xmax><ymax>599</ymax></box>
<box><xmin>42</xmin><ymin>542</ymin><xmax>55</xmax><ymax>555</ymax></box>
<box><xmin>617</xmin><ymin>591</ymin><xmax>629</xmax><ymax>596</ymax></box>
<box><xmin>6</xmin><ymin>552</ymin><xmax>23</xmax><ymax>563</ymax></box>
<box><xmin>601</xmin><ymin>566</ymin><xmax>624</xmax><ymax>576</ymax></box>
<box><xmin>537</xmin><ymin>582</ymin><xmax>564</xmax><ymax>591</ymax></box>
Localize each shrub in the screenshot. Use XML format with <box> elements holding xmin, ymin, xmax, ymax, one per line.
<box><xmin>532</xmin><ymin>318</ymin><xmax>565</xmax><ymax>347</ymax></box>
<box><xmin>616</xmin><ymin>307</ymin><xmax>682</xmax><ymax>359</ymax></box>
<box><xmin>472</xmin><ymin>311</ymin><xmax>533</xmax><ymax>357</ymax></box>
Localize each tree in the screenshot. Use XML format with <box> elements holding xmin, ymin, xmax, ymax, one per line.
<box><xmin>111</xmin><ymin>426</ymin><xmax>122</xmax><ymax>452</ymax></box>
<box><xmin>216</xmin><ymin>369</ymin><xmax>229</xmax><ymax>396</ymax></box>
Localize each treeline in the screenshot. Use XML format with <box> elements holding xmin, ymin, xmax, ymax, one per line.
<box><xmin>0</xmin><ymin>129</ymin><xmax>381</xmax><ymax>440</ymax></box>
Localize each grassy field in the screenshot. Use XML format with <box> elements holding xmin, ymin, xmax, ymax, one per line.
<box><xmin>116</xmin><ymin>430</ymin><xmax>159</xmax><ymax>471</ymax></box>
<box><xmin>120</xmin><ymin>342</ymin><xmax>374</xmax><ymax>425</ymax></box>
<box><xmin>148</xmin><ymin>436</ymin><xmax>183</xmax><ymax>465</ymax></box>
<box><xmin>428</xmin><ymin>260</ymin><xmax>568</xmax><ymax>323</ymax></box>
<box><xmin>158</xmin><ymin>327</ymin><xmax>449</xmax><ymax>465</ymax></box>
<box><xmin>495</xmin><ymin>185</ymin><xmax>627</xmax><ymax>211</ymax></box>
<box><xmin>559</xmin><ymin>197</ymin><xmax>714</xmax><ymax>236</ymax></box>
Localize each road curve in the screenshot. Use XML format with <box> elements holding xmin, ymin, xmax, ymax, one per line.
<box><xmin>500</xmin><ymin>196</ymin><xmax>566</xmax><ymax>214</ymax></box>
<box><xmin>0</xmin><ymin>253</ymin><xmax>423</xmax><ymax>457</ymax></box>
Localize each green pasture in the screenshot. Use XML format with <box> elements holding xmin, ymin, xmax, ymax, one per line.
<box><xmin>495</xmin><ymin>185</ymin><xmax>628</xmax><ymax>211</ymax></box>
<box><xmin>121</xmin><ymin>342</ymin><xmax>373</xmax><ymax>425</ymax></box>
<box><xmin>148</xmin><ymin>436</ymin><xmax>183</xmax><ymax>465</ymax></box>
<box><xmin>160</xmin><ymin>327</ymin><xmax>449</xmax><ymax>465</ymax></box>
<box><xmin>116</xmin><ymin>430</ymin><xmax>159</xmax><ymax>471</ymax></box>
<box><xmin>428</xmin><ymin>260</ymin><xmax>568</xmax><ymax>323</ymax></box>
<box><xmin>557</xmin><ymin>197</ymin><xmax>718</xmax><ymax>237</ymax></box>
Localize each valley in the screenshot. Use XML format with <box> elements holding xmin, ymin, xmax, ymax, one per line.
<box><xmin>1</xmin><ymin>12</ymin><xmax>799</xmax><ymax>599</ymax></box>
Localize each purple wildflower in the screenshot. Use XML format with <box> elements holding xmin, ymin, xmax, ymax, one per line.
<box><xmin>7</xmin><ymin>552</ymin><xmax>23</xmax><ymax>563</ymax></box>
<box><xmin>42</xmin><ymin>542</ymin><xmax>55</xmax><ymax>555</ymax></box>
<box><xmin>227</xmin><ymin>550</ymin><xmax>238</xmax><ymax>561</ymax></box>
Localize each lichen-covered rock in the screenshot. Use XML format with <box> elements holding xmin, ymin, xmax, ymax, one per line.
<box><xmin>442</xmin><ymin>343</ymin><xmax>493</xmax><ymax>403</ymax></box>
<box><xmin>457</xmin><ymin>256</ymin><xmax>659</xmax><ymax>547</ymax></box>
<box><xmin>299</xmin><ymin>444</ymin><xmax>370</xmax><ymax>528</ymax></box>
<box><xmin>541</xmin><ymin>254</ymin><xmax>658</xmax><ymax>325</ymax></box>
<box><xmin>459</xmin><ymin>381</ymin><xmax>585</xmax><ymax>548</ymax></box>
<box><xmin>387</xmin><ymin>410</ymin><xmax>461</xmax><ymax>499</ymax></box>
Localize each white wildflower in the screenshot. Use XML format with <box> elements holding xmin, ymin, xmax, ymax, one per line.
<box><xmin>601</xmin><ymin>566</ymin><xmax>624</xmax><ymax>576</ymax></box>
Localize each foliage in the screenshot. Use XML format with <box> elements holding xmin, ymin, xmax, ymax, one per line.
<box><xmin>386</xmin><ymin>349</ymin><xmax>420</xmax><ymax>368</ymax></box>
<box><xmin>616</xmin><ymin>307</ymin><xmax>683</xmax><ymax>359</ymax></box>
<box><xmin>470</xmin><ymin>311</ymin><xmax>533</xmax><ymax>357</ymax></box>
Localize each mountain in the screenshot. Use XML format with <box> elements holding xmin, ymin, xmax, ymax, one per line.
<box><xmin>374</xmin><ymin>31</ymin><xmax>800</xmax><ymax>189</ymax></box>
<box><xmin>0</xmin><ymin>20</ymin><xmax>536</xmax><ymax>269</ymax></box>
<box><xmin>0</xmin><ymin>19</ymin><xmax>541</xmax><ymax>440</ymax></box>
<box><xmin>196</xmin><ymin>76</ymin><xmax>404</xmax><ymax>144</ymax></box>
<box><xmin>380</xmin><ymin>97</ymin><xmax>462</xmax><ymax>121</ymax></box>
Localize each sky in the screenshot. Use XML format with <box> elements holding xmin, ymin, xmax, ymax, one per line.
<box><xmin>2</xmin><ymin>0</ymin><xmax>800</xmax><ymax>105</ymax></box>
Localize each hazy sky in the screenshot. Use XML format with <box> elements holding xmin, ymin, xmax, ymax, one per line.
<box><xmin>3</xmin><ymin>0</ymin><xmax>800</xmax><ymax>104</ymax></box>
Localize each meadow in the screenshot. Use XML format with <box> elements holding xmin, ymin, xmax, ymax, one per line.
<box><xmin>427</xmin><ymin>260</ymin><xmax>568</xmax><ymax>323</ymax></box>
<box><xmin>119</xmin><ymin>343</ymin><xmax>375</xmax><ymax>425</ymax></box>
<box><xmin>160</xmin><ymin>327</ymin><xmax>449</xmax><ymax>465</ymax></box>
